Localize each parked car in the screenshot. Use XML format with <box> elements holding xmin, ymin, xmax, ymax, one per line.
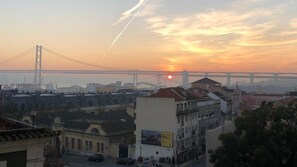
<box><xmin>87</xmin><ymin>154</ymin><xmax>104</xmax><ymax>162</ymax></box>
<box><xmin>116</xmin><ymin>157</ymin><xmax>135</xmax><ymax>165</ymax></box>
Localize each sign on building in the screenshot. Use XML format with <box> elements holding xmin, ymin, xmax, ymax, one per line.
<box><xmin>141</xmin><ymin>130</ymin><xmax>173</xmax><ymax>148</ymax></box>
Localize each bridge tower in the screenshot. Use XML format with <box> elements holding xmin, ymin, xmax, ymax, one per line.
<box><xmin>33</xmin><ymin>45</ymin><xmax>42</xmax><ymax>90</ymax></box>
<box><xmin>132</xmin><ymin>69</ymin><xmax>138</xmax><ymax>89</ymax></box>
<box><xmin>182</xmin><ymin>70</ymin><xmax>190</xmax><ymax>89</ymax></box>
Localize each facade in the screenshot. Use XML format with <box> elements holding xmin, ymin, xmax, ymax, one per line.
<box><xmin>206</xmin><ymin>120</ymin><xmax>235</xmax><ymax>167</ymax></box>
<box><xmin>55</xmin><ymin>85</ymin><xmax>84</xmax><ymax>93</ymax></box>
<box><xmin>135</xmin><ymin>87</ymin><xmax>221</xmax><ymax>165</ymax></box>
<box><xmin>86</xmin><ymin>83</ymin><xmax>104</xmax><ymax>93</ymax></box>
<box><xmin>60</xmin><ymin>119</ymin><xmax>135</xmax><ymax>158</ymax></box>
<box><xmin>23</xmin><ymin>110</ymin><xmax>136</xmax><ymax>158</ymax></box>
<box><xmin>207</xmin><ymin>92</ymin><xmax>233</xmax><ymax>119</ymax></box>
<box><xmin>241</xmin><ymin>92</ymin><xmax>284</xmax><ymax>109</ymax></box>
<box><xmin>1</xmin><ymin>90</ymin><xmax>137</xmax><ymax>113</ymax></box>
<box><xmin>0</xmin><ymin>115</ymin><xmax>59</xmax><ymax>167</ymax></box>
<box><xmin>192</xmin><ymin>78</ymin><xmax>241</xmax><ymax>116</ymax></box>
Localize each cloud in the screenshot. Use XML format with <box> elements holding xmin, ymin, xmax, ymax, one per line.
<box><xmin>113</xmin><ymin>0</ymin><xmax>146</xmax><ymax>25</ymax></box>
<box><xmin>146</xmin><ymin>9</ymin><xmax>282</xmax><ymax>55</ymax></box>
<box><xmin>140</xmin><ymin>1</ymin><xmax>297</xmax><ymax>71</ymax></box>
<box><xmin>289</xmin><ymin>18</ymin><xmax>297</xmax><ymax>28</ymax></box>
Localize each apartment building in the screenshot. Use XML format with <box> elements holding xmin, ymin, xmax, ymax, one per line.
<box><xmin>135</xmin><ymin>87</ymin><xmax>221</xmax><ymax>165</ymax></box>
<box><xmin>192</xmin><ymin>78</ymin><xmax>241</xmax><ymax>116</ymax></box>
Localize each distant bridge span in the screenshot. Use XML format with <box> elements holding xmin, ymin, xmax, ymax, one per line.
<box><xmin>1</xmin><ymin>69</ymin><xmax>297</xmax><ymax>87</ymax></box>
<box><xmin>2</xmin><ymin>45</ymin><xmax>297</xmax><ymax>89</ymax></box>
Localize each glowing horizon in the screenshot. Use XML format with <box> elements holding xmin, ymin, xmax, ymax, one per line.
<box><xmin>0</xmin><ymin>0</ymin><xmax>297</xmax><ymax>73</ymax></box>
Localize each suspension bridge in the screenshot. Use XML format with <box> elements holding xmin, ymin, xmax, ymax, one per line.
<box><xmin>1</xmin><ymin>45</ymin><xmax>297</xmax><ymax>90</ymax></box>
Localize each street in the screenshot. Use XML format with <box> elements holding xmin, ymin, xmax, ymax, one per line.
<box><xmin>59</xmin><ymin>154</ymin><xmax>206</xmax><ymax>167</ymax></box>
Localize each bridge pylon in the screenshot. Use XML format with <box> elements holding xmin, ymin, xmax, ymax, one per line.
<box><xmin>182</xmin><ymin>70</ymin><xmax>190</xmax><ymax>89</ymax></box>
<box><xmin>33</xmin><ymin>45</ymin><xmax>42</xmax><ymax>90</ymax></box>
<box><xmin>132</xmin><ymin>69</ymin><xmax>138</xmax><ymax>89</ymax></box>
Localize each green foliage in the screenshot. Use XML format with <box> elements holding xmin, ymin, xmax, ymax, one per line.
<box><xmin>209</xmin><ymin>102</ymin><xmax>297</xmax><ymax>167</ymax></box>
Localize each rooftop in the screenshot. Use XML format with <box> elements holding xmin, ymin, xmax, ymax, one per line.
<box><xmin>149</xmin><ymin>87</ymin><xmax>211</xmax><ymax>101</ymax></box>
<box><xmin>191</xmin><ymin>77</ymin><xmax>221</xmax><ymax>85</ymax></box>
<box><xmin>34</xmin><ymin>110</ymin><xmax>133</xmax><ymax>128</ymax></box>
<box><xmin>0</xmin><ymin>115</ymin><xmax>60</xmax><ymax>142</ymax></box>
<box><xmin>274</xmin><ymin>97</ymin><xmax>297</xmax><ymax>106</ymax></box>
<box><xmin>212</xmin><ymin>92</ymin><xmax>231</xmax><ymax>102</ymax></box>
<box><xmin>101</xmin><ymin>119</ymin><xmax>134</xmax><ymax>136</ymax></box>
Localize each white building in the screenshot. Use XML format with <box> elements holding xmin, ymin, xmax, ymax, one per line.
<box><xmin>192</xmin><ymin>78</ymin><xmax>241</xmax><ymax>117</ymax></box>
<box><xmin>135</xmin><ymin>87</ymin><xmax>221</xmax><ymax>165</ymax></box>
<box><xmin>207</xmin><ymin>92</ymin><xmax>232</xmax><ymax>119</ymax></box>
<box><xmin>86</xmin><ymin>83</ymin><xmax>104</xmax><ymax>93</ymax></box>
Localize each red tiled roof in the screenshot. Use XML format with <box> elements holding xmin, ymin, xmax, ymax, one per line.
<box><xmin>149</xmin><ymin>87</ymin><xmax>210</xmax><ymax>101</ymax></box>
<box><xmin>149</xmin><ymin>87</ymin><xmax>186</xmax><ymax>101</ymax></box>
<box><xmin>275</xmin><ymin>97</ymin><xmax>297</xmax><ymax>106</ymax></box>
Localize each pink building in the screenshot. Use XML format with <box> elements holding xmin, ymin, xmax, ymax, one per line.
<box><xmin>241</xmin><ymin>92</ymin><xmax>285</xmax><ymax>109</ymax></box>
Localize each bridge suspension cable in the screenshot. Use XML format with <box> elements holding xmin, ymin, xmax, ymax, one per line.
<box><xmin>0</xmin><ymin>47</ymin><xmax>35</xmax><ymax>66</ymax></box>
<box><xmin>42</xmin><ymin>47</ymin><xmax>116</xmax><ymax>70</ymax></box>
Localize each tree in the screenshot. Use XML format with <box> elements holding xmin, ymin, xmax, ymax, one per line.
<box><xmin>209</xmin><ymin>101</ymin><xmax>297</xmax><ymax>167</ymax></box>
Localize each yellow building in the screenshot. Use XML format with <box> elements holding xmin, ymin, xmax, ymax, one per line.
<box><xmin>61</xmin><ymin>119</ymin><xmax>135</xmax><ymax>158</ymax></box>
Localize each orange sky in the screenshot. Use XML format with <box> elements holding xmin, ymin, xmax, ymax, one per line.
<box><xmin>0</xmin><ymin>0</ymin><xmax>297</xmax><ymax>72</ymax></box>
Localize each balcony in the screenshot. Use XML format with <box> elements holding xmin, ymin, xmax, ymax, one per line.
<box><xmin>176</xmin><ymin>108</ymin><xmax>200</xmax><ymax>115</ymax></box>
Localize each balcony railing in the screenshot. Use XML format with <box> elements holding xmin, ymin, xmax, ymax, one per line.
<box><xmin>177</xmin><ymin>108</ymin><xmax>200</xmax><ymax>115</ymax></box>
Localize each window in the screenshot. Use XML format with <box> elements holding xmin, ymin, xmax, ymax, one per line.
<box><xmin>97</xmin><ymin>143</ymin><xmax>100</xmax><ymax>152</ymax></box>
<box><xmin>65</xmin><ymin>137</ymin><xmax>69</xmax><ymax>148</ymax></box>
<box><xmin>71</xmin><ymin>138</ymin><xmax>75</xmax><ymax>149</ymax></box>
<box><xmin>78</xmin><ymin>139</ymin><xmax>82</xmax><ymax>150</ymax></box>
<box><xmin>101</xmin><ymin>143</ymin><xmax>104</xmax><ymax>153</ymax></box>
<box><xmin>181</xmin><ymin>128</ymin><xmax>184</xmax><ymax>138</ymax></box>
<box><xmin>89</xmin><ymin>141</ymin><xmax>93</xmax><ymax>151</ymax></box>
<box><xmin>91</xmin><ymin>128</ymin><xmax>99</xmax><ymax>134</ymax></box>
<box><xmin>86</xmin><ymin>141</ymin><xmax>89</xmax><ymax>151</ymax></box>
<box><xmin>181</xmin><ymin>116</ymin><xmax>184</xmax><ymax>126</ymax></box>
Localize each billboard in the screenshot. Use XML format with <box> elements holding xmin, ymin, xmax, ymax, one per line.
<box><xmin>141</xmin><ymin>130</ymin><xmax>173</xmax><ymax>147</ymax></box>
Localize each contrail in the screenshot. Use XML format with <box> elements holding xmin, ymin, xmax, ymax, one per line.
<box><xmin>113</xmin><ymin>0</ymin><xmax>146</xmax><ymax>25</ymax></box>
<box><xmin>103</xmin><ymin>0</ymin><xmax>149</xmax><ymax>57</ymax></box>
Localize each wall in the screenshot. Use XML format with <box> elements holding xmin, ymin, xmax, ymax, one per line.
<box><xmin>206</xmin><ymin>120</ymin><xmax>235</xmax><ymax>167</ymax></box>
<box><xmin>135</xmin><ymin>97</ymin><xmax>177</xmax><ymax>159</ymax></box>
<box><xmin>207</xmin><ymin>92</ymin><xmax>227</xmax><ymax>114</ymax></box>
<box><xmin>63</xmin><ymin>131</ymin><xmax>109</xmax><ymax>156</ymax></box>
<box><xmin>0</xmin><ymin>138</ymin><xmax>51</xmax><ymax>167</ymax></box>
